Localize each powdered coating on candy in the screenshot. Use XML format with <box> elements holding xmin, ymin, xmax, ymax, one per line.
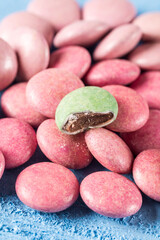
<box><xmin>28</xmin><ymin>0</ymin><xmax>80</xmax><ymax>31</ymax></box>
<box><xmin>131</xmin><ymin>71</ymin><xmax>160</xmax><ymax>110</ymax></box>
<box><xmin>103</xmin><ymin>85</ymin><xmax>149</xmax><ymax>132</ymax></box>
<box><xmin>0</xmin><ymin>11</ymin><xmax>54</xmax><ymax>46</ymax></box>
<box><xmin>0</xmin><ymin>118</ymin><xmax>37</xmax><ymax>169</ymax></box>
<box><xmin>83</xmin><ymin>0</ymin><xmax>136</xmax><ymax>29</ymax></box>
<box><xmin>85</xmin><ymin>128</ymin><xmax>133</xmax><ymax>174</ymax></box>
<box><xmin>80</xmin><ymin>171</ymin><xmax>142</xmax><ymax>218</ymax></box>
<box><xmin>133</xmin><ymin>12</ymin><xmax>160</xmax><ymax>41</ymax></box>
<box><xmin>15</xmin><ymin>162</ymin><xmax>79</xmax><ymax>212</ymax></box>
<box><xmin>1</xmin><ymin>83</ymin><xmax>46</xmax><ymax>128</ymax></box>
<box><xmin>12</xmin><ymin>27</ymin><xmax>50</xmax><ymax>82</ymax></box>
<box><xmin>133</xmin><ymin>149</ymin><xmax>160</xmax><ymax>201</ymax></box>
<box><xmin>26</xmin><ymin>68</ymin><xmax>84</xmax><ymax>118</ymax></box>
<box><xmin>37</xmin><ymin>119</ymin><xmax>92</xmax><ymax>169</ymax></box>
<box><xmin>85</xmin><ymin>59</ymin><xmax>140</xmax><ymax>87</ymax></box>
<box><xmin>121</xmin><ymin>109</ymin><xmax>160</xmax><ymax>155</ymax></box>
<box><xmin>49</xmin><ymin>46</ymin><xmax>91</xmax><ymax>78</ymax></box>
<box><xmin>0</xmin><ymin>38</ymin><xmax>17</xmax><ymax>91</ymax></box>
<box><xmin>93</xmin><ymin>24</ymin><xmax>142</xmax><ymax>60</ymax></box>
<box><xmin>128</xmin><ymin>43</ymin><xmax>160</xmax><ymax>70</ymax></box>
<box><xmin>55</xmin><ymin>87</ymin><xmax>118</xmax><ymax>135</ymax></box>
<box><xmin>53</xmin><ymin>20</ymin><xmax>109</xmax><ymax>47</ymax></box>
<box><xmin>0</xmin><ymin>151</ymin><xmax>5</xmax><ymax>179</ymax></box>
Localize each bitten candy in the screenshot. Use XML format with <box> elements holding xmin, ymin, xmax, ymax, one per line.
<box><xmin>0</xmin><ymin>11</ymin><xmax>54</xmax><ymax>46</ymax></box>
<box><xmin>85</xmin><ymin>128</ymin><xmax>133</xmax><ymax>173</ymax></box>
<box><xmin>85</xmin><ymin>59</ymin><xmax>140</xmax><ymax>87</ymax></box>
<box><xmin>0</xmin><ymin>151</ymin><xmax>5</xmax><ymax>179</ymax></box>
<box><xmin>16</xmin><ymin>162</ymin><xmax>79</xmax><ymax>212</ymax></box>
<box><xmin>12</xmin><ymin>27</ymin><xmax>50</xmax><ymax>82</ymax></box>
<box><xmin>26</xmin><ymin>68</ymin><xmax>84</xmax><ymax>118</ymax></box>
<box><xmin>37</xmin><ymin>119</ymin><xmax>92</xmax><ymax>169</ymax></box>
<box><xmin>0</xmin><ymin>38</ymin><xmax>17</xmax><ymax>90</ymax></box>
<box><xmin>128</xmin><ymin>43</ymin><xmax>160</xmax><ymax>70</ymax></box>
<box><xmin>49</xmin><ymin>46</ymin><xmax>91</xmax><ymax>78</ymax></box>
<box><xmin>55</xmin><ymin>87</ymin><xmax>118</xmax><ymax>135</ymax></box>
<box><xmin>131</xmin><ymin>71</ymin><xmax>160</xmax><ymax>110</ymax></box>
<box><xmin>1</xmin><ymin>83</ymin><xmax>46</xmax><ymax>128</ymax></box>
<box><xmin>103</xmin><ymin>85</ymin><xmax>149</xmax><ymax>132</ymax></box>
<box><xmin>53</xmin><ymin>20</ymin><xmax>109</xmax><ymax>48</ymax></box>
<box><xmin>133</xmin><ymin>149</ymin><xmax>160</xmax><ymax>201</ymax></box>
<box><xmin>121</xmin><ymin>109</ymin><xmax>160</xmax><ymax>155</ymax></box>
<box><xmin>28</xmin><ymin>0</ymin><xmax>80</xmax><ymax>31</ymax></box>
<box><xmin>93</xmin><ymin>24</ymin><xmax>142</xmax><ymax>60</ymax></box>
<box><xmin>133</xmin><ymin>12</ymin><xmax>160</xmax><ymax>41</ymax></box>
<box><xmin>83</xmin><ymin>0</ymin><xmax>136</xmax><ymax>29</ymax></box>
<box><xmin>0</xmin><ymin>118</ymin><xmax>37</xmax><ymax>169</ymax></box>
<box><xmin>80</xmin><ymin>172</ymin><xmax>142</xmax><ymax>218</ymax></box>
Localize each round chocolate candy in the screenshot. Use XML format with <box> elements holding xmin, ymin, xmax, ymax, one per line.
<box><xmin>55</xmin><ymin>87</ymin><xmax>118</xmax><ymax>135</ymax></box>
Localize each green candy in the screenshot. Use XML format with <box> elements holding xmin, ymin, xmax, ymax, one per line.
<box><xmin>55</xmin><ymin>86</ymin><xmax>118</xmax><ymax>135</ymax></box>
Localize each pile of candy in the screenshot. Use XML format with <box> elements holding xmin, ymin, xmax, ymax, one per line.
<box><xmin>0</xmin><ymin>0</ymin><xmax>160</xmax><ymax>218</ymax></box>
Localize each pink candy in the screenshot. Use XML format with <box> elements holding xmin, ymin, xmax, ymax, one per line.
<box><xmin>93</xmin><ymin>24</ymin><xmax>142</xmax><ymax>60</ymax></box>
<box><xmin>1</xmin><ymin>83</ymin><xmax>46</xmax><ymax>127</ymax></box>
<box><xmin>133</xmin><ymin>149</ymin><xmax>160</xmax><ymax>201</ymax></box>
<box><xmin>54</xmin><ymin>20</ymin><xmax>109</xmax><ymax>48</ymax></box>
<box><xmin>0</xmin><ymin>38</ymin><xmax>17</xmax><ymax>90</ymax></box>
<box><xmin>80</xmin><ymin>172</ymin><xmax>142</xmax><ymax>218</ymax></box>
<box><xmin>26</xmin><ymin>68</ymin><xmax>84</xmax><ymax>118</ymax></box>
<box><xmin>85</xmin><ymin>128</ymin><xmax>133</xmax><ymax>173</ymax></box>
<box><xmin>121</xmin><ymin>109</ymin><xmax>160</xmax><ymax>155</ymax></box>
<box><xmin>16</xmin><ymin>162</ymin><xmax>79</xmax><ymax>212</ymax></box>
<box><xmin>12</xmin><ymin>27</ymin><xmax>50</xmax><ymax>82</ymax></box>
<box><xmin>0</xmin><ymin>151</ymin><xmax>5</xmax><ymax>179</ymax></box>
<box><xmin>83</xmin><ymin>0</ymin><xmax>136</xmax><ymax>28</ymax></box>
<box><xmin>103</xmin><ymin>85</ymin><xmax>149</xmax><ymax>132</ymax></box>
<box><xmin>37</xmin><ymin>119</ymin><xmax>92</xmax><ymax>169</ymax></box>
<box><xmin>49</xmin><ymin>46</ymin><xmax>91</xmax><ymax>78</ymax></box>
<box><xmin>85</xmin><ymin>59</ymin><xmax>140</xmax><ymax>87</ymax></box>
<box><xmin>28</xmin><ymin>0</ymin><xmax>80</xmax><ymax>31</ymax></box>
<box><xmin>0</xmin><ymin>118</ymin><xmax>37</xmax><ymax>169</ymax></box>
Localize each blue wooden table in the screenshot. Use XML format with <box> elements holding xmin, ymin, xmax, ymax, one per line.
<box><xmin>0</xmin><ymin>1</ymin><xmax>160</xmax><ymax>239</ymax></box>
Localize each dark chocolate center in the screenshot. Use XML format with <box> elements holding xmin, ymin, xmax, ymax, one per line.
<box><xmin>63</xmin><ymin>112</ymin><xmax>114</xmax><ymax>133</ymax></box>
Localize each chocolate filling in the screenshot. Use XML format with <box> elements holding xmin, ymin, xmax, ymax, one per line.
<box><xmin>63</xmin><ymin>112</ymin><xmax>114</xmax><ymax>133</ymax></box>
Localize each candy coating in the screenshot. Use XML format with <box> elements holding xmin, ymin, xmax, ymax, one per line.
<box><xmin>16</xmin><ymin>162</ymin><xmax>79</xmax><ymax>212</ymax></box>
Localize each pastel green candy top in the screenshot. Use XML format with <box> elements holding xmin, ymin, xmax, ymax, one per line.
<box><xmin>55</xmin><ymin>86</ymin><xmax>118</xmax><ymax>134</ymax></box>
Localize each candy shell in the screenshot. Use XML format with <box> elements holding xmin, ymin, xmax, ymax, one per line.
<box><xmin>54</xmin><ymin>20</ymin><xmax>109</xmax><ymax>47</ymax></box>
<box><xmin>82</xmin><ymin>0</ymin><xmax>136</xmax><ymax>29</ymax></box>
<box><xmin>0</xmin><ymin>151</ymin><xmax>5</xmax><ymax>179</ymax></box>
<box><xmin>85</xmin><ymin>59</ymin><xmax>140</xmax><ymax>87</ymax></box>
<box><xmin>133</xmin><ymin>149</ymin><xmax>160</xmax><ymax>201</ymax></box>
<box><xmin>12</xmin><ymin>27</ymin><xmax>50</xmax><ymax>82</ymax></box>
<box><xmin>103</xmin><ymin>85</ymin><xmax>149</xmax><ymax>132</ymax></box>
<box><xmin>121</xmin><ymin>109</ymin><xmax>160</xmax><ymax>155</ymax></box>
<box><xmin>80</xmin><ymin>172</ymin><xmax>142</xmax><ymax>218</ymax></box>
<box><xmin>131</xmin><ymin>71</ymin><xmax>160</xmax><ymax>110</ymax></box>
<box><xmin>49</xmin><ymin>46</ymin><xmax>91</xmax><ymax>78</ymax></box>
<box><xmin>0</xmin><ymin>118</ymin><xmax>37</xmax><ymax>169</ymax></box>
<box><xmin>133</xmin><ymin>12</ymin><xmax>160</xmax><ymax>41</ymax></box>
<box><xmin>0</xmin><ymin>38</ymin><xmax>17</xmax><ymax>90</ymax></box>
<box><xmin>55</xmin><ymin>86</ymin><xmax>118</xmax><ymax>135</ymax></box>
<box><xmin>93</xmin><ymin>24</ymin><xmax>142</xmax><ymax>60</ymax></box>
<box><xmin>37</xmin><ymin>119</ymin><xmax>92</xmax><ymax>169</ymax></box>
<box><xmin>1</xmin><ymin>83</ymin><xmax>46</xmax><ymax>128</ymax></box>
<box><xmin>26</xmin><ymin>68</ymin><xmax>84</xmax><ymax>118</ymax></box>
<box><xmin>0</xmin><ymin>11</ymin><xmax>54</xmax><ymax>46</ymax></box>
<box><xmin>85</xmin><ymin>128</ymin><xmax>133</xmax><ymax>173</ymax></box>
<box><xmin>128</xmin><ymin>43</ymin><xmax>160</xmax><ymax>70</ymax></box>
<box><xmin>16</xmin><ymin>162</ymin><xmax>79</xmax><ymax>212</ymax></box>
<box><xmin>28</xmin><ymin>0</ymin><xmax>80</xmax><ymax>31</ymax></box>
